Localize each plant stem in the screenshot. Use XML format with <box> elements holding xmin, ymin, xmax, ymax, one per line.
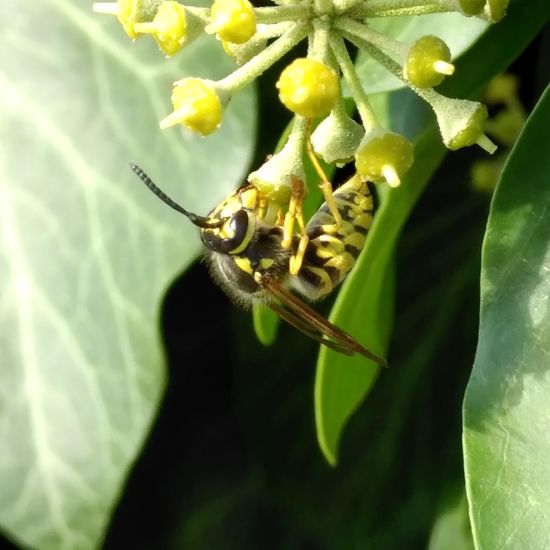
<box><xmin>329</xmin><ymin>33</ymin><xmax>379</xmax><ymax>130</ymax></box>
<box><xmin>340</xmin><ymin>30</ymin><xmax>405</xmax><ymax>82</ymax></box>
<box><xmin>218</xmin><ymin>22</ymin><xmax>310</xmax><ymax>92</ymax></box>
<box><xmin>334</xmin><ymin>16</ymin><xmax>407</xmax><ymax>57</ymax></box>
<box><xmin>356</xmin><ymin>0</ymin><xmax>456</xmax><ymax>17</ymax></box>
<box><xmin>255</xmin><ymin>2</ymin><xmax>312</xmax><ymax>23</ymax></box>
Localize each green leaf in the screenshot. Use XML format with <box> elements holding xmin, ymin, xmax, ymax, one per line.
<box><xmin>316</xmin><ymin>0</ymin><xmax>550</xmax><ymax>465</ymax></box>
<box><xmin>463</xmin><ymin>85</ymin><xmax>550</xmax><ymax>548</ymax></box>
<box><xmin>0</xmin><ymin>1</ymin><xmax>256</xmax><ymax>548</ymax></box>
<box><xmin>353</xmin><ymin>13</ymin><xmax>488</xmax><ymax>95</ymax></box>
<box><xmin>315</xmin><ymin>127</ymin><xmax>446</xmax><ymax>465</ymax></box>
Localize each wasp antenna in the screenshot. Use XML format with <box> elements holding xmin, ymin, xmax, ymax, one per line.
<box><xmin>129</xmin><ymin>162</ymin><xmax>193</xmax><ymax>217</ymax></box>
<box><xmin>129</xmin><ymin>163</ymin><xmax>222</xmax><ymax>229</ymax></box>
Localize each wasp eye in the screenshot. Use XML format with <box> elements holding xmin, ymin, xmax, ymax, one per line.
<box><xmin>201</xmin><ymin>209</ymin><xmax>251</xmax><ymax>254</ymax></box>
<box><xmin>224</xmin><ymin>214</ymin><xmax>239</xmax><ymax>238</ymax></box>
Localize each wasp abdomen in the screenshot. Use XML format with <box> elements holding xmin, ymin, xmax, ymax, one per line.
<box><xmin>291</xmin><ymin>174</ymin><xmax>373</xmax><ymax>301</ymax></box>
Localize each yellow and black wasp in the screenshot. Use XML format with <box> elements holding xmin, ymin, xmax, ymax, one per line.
<box><xmin>130</xmin><ymin>162</ymin><xmax>387</xmax><ymax>366</ymax></box>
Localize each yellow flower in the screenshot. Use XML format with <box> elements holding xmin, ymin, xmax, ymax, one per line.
<box><xmin>93</xmin><ymin>0</ymin><xmax>142</xmax><ymax>38</ymax></box>
<box><xmin>160</xmin><ymin>78</ymin><xmax>223</xmax><ymax>136</ymax></box>
<box><xmin>134</xmin><ymin>1</ymin><xmax>187</xmax><ymax>56</ymax></box>
<box><xmin>276</xmin><ymin>58</ymin><xmax>339</xmax><ymax>119</ymax></box>
<box><xmin>206</xmin><ymin>0</ymin><xmax>256</xmax><ymax>44</ymax></box>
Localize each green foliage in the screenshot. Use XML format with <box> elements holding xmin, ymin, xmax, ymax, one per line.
<box><xmin>464</xmin><ymin>84</ymin><xmax>550</xmax><ymax>548</ymax></box>
<box><xmin>0</xmin><ymin>0</ymin><xmax>255</xmax><ymax>548</ymax></box>
<box><xmin>0</xmin><ymin>0</ymin><xmax>549</xmax><ymax>548</ymax></box>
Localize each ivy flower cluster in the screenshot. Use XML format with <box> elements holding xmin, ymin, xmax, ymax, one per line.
<box><xmin>94</xmin><ymin>0</ymin><xmax>507</xmax><ymax>191</ymax></box>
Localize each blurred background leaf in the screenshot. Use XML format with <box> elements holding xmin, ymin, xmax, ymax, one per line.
<box><xmin>463</xmin><ymin>84</ymin><xmax>550</xmax><ymax>548</ymax></box>
<box><xmin>0</xmin><ymin>0</ymin><xmax>255</xmax><ymax>548</ymax></box>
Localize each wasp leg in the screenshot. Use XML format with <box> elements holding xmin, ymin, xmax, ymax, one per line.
<box><xmin>289</xmin><ymin>234</ymin><xmax>309</xmax><ymax>275</ymax></box>
<box><xmin>306</xmin><ymin>134</ymin><xmax>343</xmax><ymax>234</ymax></box>
<box><xmin>282</xmin><ymin>176</ymin><xmax>309</xmax><ymax>275</ymax></box>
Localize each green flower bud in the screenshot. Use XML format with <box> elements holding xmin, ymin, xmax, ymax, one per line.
<box><xmin>404</xmin><ymin>36</ymin><xmax>454</xmax><ymax>89</ymax></box>
<box><xmin>431</xmin><ymin>96</ymin><xmax>496</xmax><ymax>152</ymax></box>
<box><xmin>486</xmin><ymin>0</ymin><xmax>509</xmax><ymax>22</ymax></box>
<box><xmin>458</xmin><ymin>0</ymin><xmax>485</xmax><ymax>16</ymax></box>
<box><xmin>310</xmin><ymin>108</ymin><xmax>364</xmax><ymax>166</ymax></box>
<box><xmin>248</xmin><ymin>133</ymin><xmax>306</xmax><ymax>202</ymax></box>
<box><xmin>355</xmin><ymin>130</ymin><xmax>413</xmax><ymax>187</ymax></box>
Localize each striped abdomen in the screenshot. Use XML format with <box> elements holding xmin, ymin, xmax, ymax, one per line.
<box><xmin>290</xmin><ymin>174</ymin><xmax>373</xmax><ymax>301</ymax></box>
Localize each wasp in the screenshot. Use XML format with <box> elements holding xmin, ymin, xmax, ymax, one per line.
<box><xmin>130</xmin><ymin>163</ymin><xmax>387</xmax><ymax>366</ymax></box>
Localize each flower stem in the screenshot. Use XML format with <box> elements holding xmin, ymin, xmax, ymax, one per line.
<box><xmin>334</xmin><ymin>17</ymin><xmax>407</xmax><ymax>57</ymax></box>
<box><xmin>357</xmin><ymin>0</ymin><xmax>456</xmax><ymax>17</ymax></box>
<box><xmin>255</xmin><ymin>2</ymin><xmax>312</xmax><ymax>23</ymax></box>
<box><xmin>329</xmin><ymin>33</ymin><xmax>378</xmax><ymax>130</ymax></box>
<box><xmin>256</xmin><ymin>22</ymin><xmax>295</xmax><ymax>40</ymax></box>
<box><xmin>314</xmin><ymin>0</ymin><xmax>334</xmax><ymax>16</ymax></box>
<box><xmin>185</xmin><ymin>6</ymin><xmax>210</xmax><ymax>23</ymax></box>
<box><xmin>340</xmin><ymin>30</ymin><xmax>405</xmax><ymax>82</ymax></box>
<box><xmin>218</xmin><ymin>21</ymin><xmax>310</xmax><ymax>92</ymax></box>
<box><xmin>309</xmin><ymin>18</ymin><xmax>331</xmax><ymax>63</ymax></box>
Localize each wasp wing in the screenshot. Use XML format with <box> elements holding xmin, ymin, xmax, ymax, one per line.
<box><xmin>262</xmin><ymin>275</ymin><xmax>387</xmax><ymax>366</ymax></box>
<box><xmin>268</xmin><ymin>301</ymin><xmax>354</xmax><ymax>355</ymax></box>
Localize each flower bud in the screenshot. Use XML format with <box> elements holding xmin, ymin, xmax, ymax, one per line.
<box><xmin>485</xmin><ymin>0</ymin><xmax>509</xmax><ymax>22</ymax></box>
<box><xmin>277</xmin><ymin>58</ymin><xmax>339</xmax><ymax>119</ymax></box>
<box><xmin>93</xmin><ymin>0</ymin><xmax>163</xmax><ymax>39</ymax></box>
<box><xmin>457</xmin><ymin>0</ymin><xmax>485</xmax><ymax>16</ymax></box>
<box><xmin>355</xmin><ymin>130</ymin><xmax>413</xmax><ymax>187</ymax></box>
<box><xmin>134</xmin><ymin>1</ymin><xmax>186</xmax><ymax>56</ymax></box>
<box><xmin>310</xmin><ymin>109</ymin><xmax>364</xmax><ymax>166</ymax></box>
<box><xmin>431</xmin><ymin>96</ymin><xmax>496</xmax><ymax>152</ymax></box>
<box><xmin>248</xmin><ymin>134</ymin><xmax>306</xmax><ymax>202</ymax></box>
<box><xmin>205</xmin><ymin>0</ymin><xmax>257</xmax><ymax>44</ymax></box>
<box><xmin>404</xmin><ymin>36</ymin><xmax>454</xmax><ymax>89</ymax></box>
<box><xmin>160</xmin><ymin>78</ymin><xmax>224</xmax><ymax>136</ymax></box>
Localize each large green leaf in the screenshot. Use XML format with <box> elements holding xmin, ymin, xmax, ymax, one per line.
<box><xmin>316</xmin><ymin>0</ymin><xmax>550</xmax><ymax>464</ymax></box>
<box><xmin>0</xmin><ymin>0</ymin><xmax>256</xmax><ymax>548</ymax></box>
<box><xmin>463</xmin><ymin>85</ymin><xmax>550</xmax><ymax>548</ymax></box>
